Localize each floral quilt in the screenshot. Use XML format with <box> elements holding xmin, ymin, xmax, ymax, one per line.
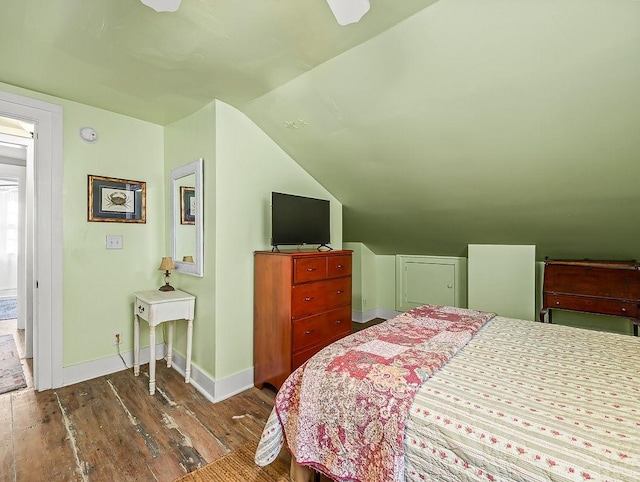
<box><xmin>255</xmin><ymin>305</ymin><xmax>495</xmax><ymax>482</ymax></box>
<box><xmin>404</xmin><ymin>316</ymin><xmax>640</xmax><ymax>482</ymax></box>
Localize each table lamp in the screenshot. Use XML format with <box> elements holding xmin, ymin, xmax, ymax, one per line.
<box><xmin>158</xmin><ymin>257</ymin><xmax>176</xmax><ymax>291</ymax></box>
<box><xmin>182</xmin><ymin>255</ymin><xmax>194</xmax><ymax>263</ymax></box>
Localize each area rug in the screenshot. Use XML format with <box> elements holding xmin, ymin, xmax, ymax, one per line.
<box><xmin>0</xmin><ymin>334</ymin><xmax>27</xmax><ymax>394</ymax></box>
<box><xmin>0</xmin><ymin>297</ymin><xmax>17</xmax><ymax>321</ymax></box>
<box><xmin>175</xmin><ymin>440</ymin><xmax>289</xmax><ymax>482</ymax></box>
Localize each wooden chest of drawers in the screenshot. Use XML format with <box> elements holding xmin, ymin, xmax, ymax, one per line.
<box><xmin>254</xmin><ymin>250</ymin><xmax>352</xmax><ymax>389</ymax></box>
<box><xmin>540</xmin><ymin>260</ymin><xmax>640</xmax><ymax>335</ymax></box>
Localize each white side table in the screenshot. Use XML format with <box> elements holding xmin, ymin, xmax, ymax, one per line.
<box><xmin>133</xmin><ymin>289</ymin><xmax>195</xmax><ymax>395</ymax></box>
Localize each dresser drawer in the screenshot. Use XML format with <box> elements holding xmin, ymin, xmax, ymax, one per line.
<box><xmin>293</xmin><ymin>257</ymin><xmax>327</xmax><ymax>284</ymax></box>
<box><xmin>292</xmin><ymin>330</ymin><xmax>350</xmax><ymax>370</ymax></box>
<box><xmin>546</xmin><ymin>294</ymin><xmax>638</xmax><ymax>318</ymax></box>
<box><xmin>135</xmin><ymin>297</ymin><xmax>193</xmax><ymax>326</ymax></box>
<box><xmin>291</xmin><ymin>277</ymin><xmax>351</xmax><ymax>318</ymax></box>
<box><xmin>254</xmin><ymin>249</ymin><xmax>353</xmax><ymax>390</ymax></box>
<box><xmin>292</xmin><ymin>306</ymin><xmax>351</xmax><ymax>352</ymax></box>
<box><xmin>292</xmin><ymin>344</ymin><xmax>326</xmax><ymax>371</ymax></box>
<box><xmin>135</xmin><ymin>300</ymin><xmax>151</xmax><ymax>321</ymax></box>
<box><xmin>328</xmin><ymin>255</ymin><xmax>352</xmax><ymax>278</ymax></box>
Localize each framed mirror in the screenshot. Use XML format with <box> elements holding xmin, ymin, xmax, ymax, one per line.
<box><xmin>170</xmin><ymin>158</ymin><xmax>203</xmax><ymax>277</ymax></box>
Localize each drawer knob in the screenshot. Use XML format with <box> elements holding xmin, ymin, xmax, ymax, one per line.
<box><xmin>337</xmin><ymin>264</ymin><xmax>343</xmax><ymax>268</ymax></box>
<box><xmin>556</xmin><ymin>301</ymin><xmax>560</xmax><ymax>305</ymax></box>
<box><xmin>622</xmin><ymin>307</ymin><xmax>627</xmax><ymax>312</ymax></box>
<box><xmin>447</xmin><ymin>284</ymin><xmax>453</xmax><ymax>289</ymax></box>
<box><xmin>306</xmin><ymin>267</ymin><xmax>316</xmax><ymax>272</ymax></box>
<box><xmin>336</xmin><ymin>290</ymin><xmax>343</xmax><ymax>295</ymax></box>
<box><xmin>304</xmin><ymin>330</ymin><xmax>314</xmax><ymax>335</ymax></box>
<box><xmin>335</xmin><ymin>320</ymin><xmax>342</xmax><ymax>324</ymax></box>
<box><xmin>138</xmin><ymin>305</ymin><xmax>145</xmax><ymax>313</ymax></box>
<box><xmin>304</xmin><ymin>297</ymin><xmax>313</xmax><ymax>302</ymax></box>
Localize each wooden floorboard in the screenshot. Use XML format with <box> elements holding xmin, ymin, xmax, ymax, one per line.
<box><xmin>1</xmin><ymin>362</ymin><xmax>278</xmax><ymax>482</ymax></box>
<box><xmin>1</xmin><ymin>318</ymin><xmax>385</xmax><ymax>482</ymax></box>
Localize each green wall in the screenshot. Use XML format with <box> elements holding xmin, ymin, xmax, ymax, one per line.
<box><xmin>0</xmin><ymin>82</ymin><xmax>344</xmax><ymax>385</ymax></box>
<box><xmin>343</xmin><ymin>242</ymin><xmax>363</xmax><ymax>312</ymax></box>
<box><xmin>163</xmin><ymin>101</ymin><xmax>217</xmax><ymax>378</ymax></box>
<box><xmin>162</xmin><ymin>99</ymin><xmax>345</xmax><ymax>381</ymax></box>
<box><xmin>375</xmin><ymin>256</ymin><xmax>397</xmax><ymax>312</ymax></box>
<box><xmin>348</xmin><ymin>242</ymin><xmax>396</xmax><ymax>315</ymax></box>
<box><xmin>468</xmin><ymin>245</ymin><xmax>536</xmax><ymax>320</ymax></box>
<box><xmin>345</xmin><ymin>241</ymin><xmax>380</xmax><ymax>314</ymax></box>
<box><xmin>0</xmin><ymin>81</ymin><xmax>165</xmax><ymax>366</ymax></box>
<box><xmin>63</xmin><ymin>104</ymin><xmax>165</xmax><ymax>365</ymax></box>
<box><xmin>213</xmin><ymin>100</ymin><xmax>343</xmax><ymax>379</ymax></box>
<box><xmin>352</xmin><ymin>244</ymin><xmax>635</xmax><ymax>335</ymax></box>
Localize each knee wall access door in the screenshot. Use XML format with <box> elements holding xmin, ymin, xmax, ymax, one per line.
<box><xmin>395</xmin><ymin>255</ymin><xmax>467</xmax><ymax>312</ymax></box>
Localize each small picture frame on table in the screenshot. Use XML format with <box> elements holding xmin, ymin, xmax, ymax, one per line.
<box><xmin>180</xmin><ymin>186</ymin><xmax>195</xmax><ymax>225</ymax></box>
<box><xmin>88</xmin><ymin>175</ymin><xmax>146</xmax><ymax>223</ymax></box>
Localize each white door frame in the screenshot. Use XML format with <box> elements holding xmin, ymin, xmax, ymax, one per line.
<box><xmin>0</xmin><ymin>89</ymin><xmax>63</xmax><ymax>390</ymax></box>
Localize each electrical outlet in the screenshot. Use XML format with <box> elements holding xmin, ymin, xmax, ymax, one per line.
<box><xmin>113</xmin><ymin>331</ymin><xmax>122</xmax><ymax>346</ymax></box>
<box><xmin>363</xmin><ymin>298</ymin><xmax>368</xmax><ymax>308</ymax></box>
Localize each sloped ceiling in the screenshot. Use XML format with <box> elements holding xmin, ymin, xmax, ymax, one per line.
<box><xmin>1</xmin><ymin>0</ymin><xmax>639</xmax><ymax>260</ymax></box>
<box><xmin>0</xmin><ymin>0</ymin><xmax>437</xmax><ymax>124</ymax></box>
<box><xmin>243</xmin><ymin>0</ymin><xmax>640</xmax><ymax>259</ymax></box>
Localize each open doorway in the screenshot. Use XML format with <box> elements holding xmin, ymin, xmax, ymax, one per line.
<box><xmin>0</xmin><ymin>90</ymin><xmax>63</xmax><ymax>391</ymax></box>
<box><xmin>0</xmin><ymin>122</ymin><xmax>33</xmax><ymax>391</ymax></box>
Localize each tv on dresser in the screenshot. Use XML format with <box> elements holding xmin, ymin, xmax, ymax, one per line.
<box><xmin>271</xmin><ymin>192</ymin><xmax>330</xmax><ymax>249</ymax></box>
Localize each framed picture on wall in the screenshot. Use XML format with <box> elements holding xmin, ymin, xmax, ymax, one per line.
<box><xmin>88</xmin><ymin>175</ymin><xmax>146</xmax><ymax>223</ymax></box>
<box><xmin>180</xmin><ymin>186</ymin><xmax>195</xmax><ymax>225</ymax></box>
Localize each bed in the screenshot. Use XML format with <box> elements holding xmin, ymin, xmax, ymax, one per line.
<box><xmin>255</xmin><ymin>305</ymin><xmax>640</xmax><ymax>482</ymax></box>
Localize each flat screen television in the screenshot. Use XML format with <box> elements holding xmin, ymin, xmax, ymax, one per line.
<box><xmin>271</xmin><ymin>192</ymin><xmax>330</xmax><ymax>248</ymax></box>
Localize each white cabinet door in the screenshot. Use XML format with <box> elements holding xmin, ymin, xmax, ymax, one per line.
<box><xmin>396</xmin><ymin>256</ymin><xmax>466</xmax><ymax>312</ymax></box>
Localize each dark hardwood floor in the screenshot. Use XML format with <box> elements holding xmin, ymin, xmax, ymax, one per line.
<box><xmin>2</xmin><ymin>361</ymin><xmax>279</xmax><ymax>482</ymax></box>
<box><xmin>351</xmin><ymin>318</ymin><xmax>385</xmax><ymax>332</ymax></box>
<box><xmin>1</xmin><ymin>317</ymin><xmax>387</xmax><ymax>482</ymax></box>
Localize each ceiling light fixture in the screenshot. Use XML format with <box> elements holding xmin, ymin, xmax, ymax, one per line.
<box><xmin>326</xmin><ymin>0</ymin><xmax>370</xmax><ymax>26</ymax></box>
<box><xmin>140</xmin><ymin>0</ymin><xmax>182</xmax><ymax>13</ymax></box>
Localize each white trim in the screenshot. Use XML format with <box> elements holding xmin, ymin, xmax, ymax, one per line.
<box><xmin>352</xmin><ymin>308</ymin><xmax>400</xmax><ymax>323</ymax></box>
<box><xmin>213</xmin><ymin>367</ymin><xmax>254</xmax><ymax>403</ymax></box>
<box><xmin>169</xmin><ymin>349</ymin><xmax>253</xmax><ymax>403</ymax></box>
<box><xmin>62</xmin><ymin>343</ymin><xmax>166</xmax><ymax>387</ymax></box>
<box><xmin>169</xmin><ymin>349</ymin><xmax>216</xmax><ymax>403</ymax></box>
<box><xmin>62</xmin><ymin>344</ymin><xmax>253</xmax><ymax>405</ymax></box>
<box><xmin>169</xmin><ymin>158</ymin><xmax>204</xmax><ymax>277</ymax></box>
<box><xmin>0</xmin><ymin>90</ymin><xmax>64</xmax><ymax>391</ymax></box>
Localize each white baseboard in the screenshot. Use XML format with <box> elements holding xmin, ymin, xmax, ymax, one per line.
<box><xmin>62</xmin><ymin>343</ymin><xmax>166</xmax><ymax>387</ymax></box>
<box><xmin>61</xmin><ymin>344</ymin><xmax>255</xmax><ymax>405</ymax></box>
<box><xmin>169</xmin><ymin>349</ymin><xmax>254</xmax><ymax>403</ymax></box>
<box><xmin>352</xmin><ymin>308</ymin><xmax>400</xmax><ymax>323</ymax></box>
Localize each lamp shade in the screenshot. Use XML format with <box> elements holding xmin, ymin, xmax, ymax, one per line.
<box><xmin>158</xmin><ymin>257</ymin><xmax>176</xmax><ymax>271</ymax></box>
<box><xmin>182</xmin><ymin>256</ymin><xmax>194</xmax><ymax>263</ymax></box>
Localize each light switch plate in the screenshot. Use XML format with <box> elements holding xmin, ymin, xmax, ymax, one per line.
<box><xmin>106</xmin><ymin>235</ymin><xmax>123</xmax><ymax>250</ymax></box>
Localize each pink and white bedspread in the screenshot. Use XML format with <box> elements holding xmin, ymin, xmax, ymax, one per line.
<box><xmin>404</xmin><ymin>316</ymin><xmax>640</xmax><ymax>482</ymax></box>
<box><xmin>257</xmin><ymin>309</ymin><xmax>640</xmax><ymax>482</ymax></box>
<box><xmin>255</xmin><ymin>305</ymin><xmax>495</xmax><ymax>481</ymax></box>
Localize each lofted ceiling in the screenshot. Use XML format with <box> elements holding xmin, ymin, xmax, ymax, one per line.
<box><xmin>0</xmin><ymin>0</ymin><xmax>437</xmax><ymax>124</ymax></box>
<box><xmin>1</xmin><ymin>0</ymin><xmax>639</xmax><ymax>260</ymax></box>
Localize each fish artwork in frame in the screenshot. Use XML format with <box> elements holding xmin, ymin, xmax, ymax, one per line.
<box><xmin>88</xmin><ymin>174</ymin><xmax>146</xmax><ymax>223</ymax></box>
